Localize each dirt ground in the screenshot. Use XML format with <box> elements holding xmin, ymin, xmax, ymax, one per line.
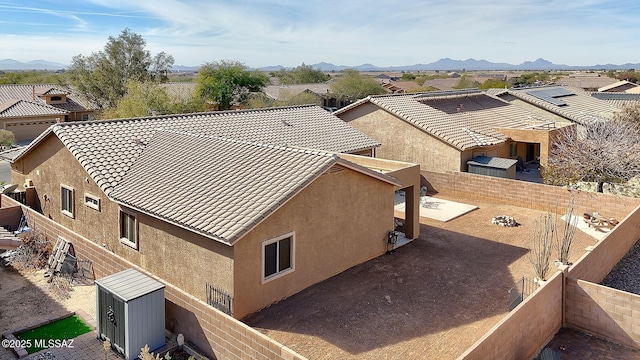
<box><xmin>0</xmin><ymin>195</ymin><xmax>602</xmax><ymax>360</ymax></box>
<box><xmin>0</xmin><ymin>261</ymin><xmax>96</xmax><ymax>360</ymax></box>
<box><xmin>244</xmin><ymin>196</ymin><xmax>599</xmax><ymax>360</ymax></box>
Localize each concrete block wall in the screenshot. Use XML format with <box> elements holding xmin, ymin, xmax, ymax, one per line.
<box><xmin>1</xmin><ymin>195</ymin><xmax>307</xmax><ymax>360</ymax></box>
<box><xmin>458</xmin><ymin>272</ymin><xmax>563</xmax><ymax>360</ymax></box>
<box><xmin>422</xmin><ymin>170</ymin><xmax>640</xmax><ymax>221</ymax></box>
<box><xmin>568</xmin><ymin>204</ymin><xmax>640</xmax><ymax>283</ymax></box>
<box><xmin>565</xmin><ymin>279</ymin><xmax>640</xmax><ymax>349</ymax></box>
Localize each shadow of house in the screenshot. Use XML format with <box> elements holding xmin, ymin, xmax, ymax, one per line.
<box><xmin>244</xmin><ymin>223</ymin><xmax>529</xmax><ymax>358</ymax></box>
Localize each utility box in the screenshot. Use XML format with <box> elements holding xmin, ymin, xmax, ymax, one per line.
<box><xmin>96</xmin><ymin>269</ymin><xmax>165</xmax><ymax>360</ymax></box>
<box><xmin>467</xmin><ymin>156</ymin><xmax>518</xmax><ymax>179</ymax></box>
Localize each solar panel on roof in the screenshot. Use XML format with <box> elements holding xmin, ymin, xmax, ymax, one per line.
<box><xmin>526</xmin><ymin>88</ymin><xmax>575</xmax><ymax>106</ymax></box>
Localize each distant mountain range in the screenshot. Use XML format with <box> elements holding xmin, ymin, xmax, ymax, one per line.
<box><xmin>2</xmin><ymin>57</ymin><xmax>639</xmax><ymax>72</ymax></box>
<box><xmin>0</xmin><ymin>59</ymin><xmax>67</xmax><ymax>71</ymax></box>
<box><xmin>263</xmin><ymin>58</ymin><xmax>640</xmax><ymax>72</ymax></box>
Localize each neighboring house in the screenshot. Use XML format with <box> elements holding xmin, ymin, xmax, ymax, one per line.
<box><xmin>263</xmin><ymin>83</ymin><xmax>350</xmax><ymax>110</ymax></box>
<box><xmin>488</xmin><ymin>85</ymin><xmax>622</xmax><ymax>125</ymax></box>
<box><xmin>160</xmin><ymin>82</ymin><xmax>198</xmax><ymax>101</ymax></box>
<box><xmin>421</xmin><ymin>78</ymin><xmax>460</xmax><ymax>91</ymax></box>
<box><xmin>382</xmin><ymin>82</ymin><xmax>404</xmax><ymax>94</ymax></box>
<box><xmin>589</xmin><ymin>92</ymin><xmax>640</xmax><ymax>109</ymax></box>
<box><xmin>7</xmin><ymin>105</ymin><xmax>420</xmax><ymax>319</ymax></box>
<box><xmin>597</xmin><ymin>80</ymin><xmax>640</xmax><ymax>93</ymax></box>
<box><xmin>0</xmin><ymin>84</ymin><xmax>97</xmax><ymax>141</ymax></box>
<box><xmin>555</xmin><ymin>72</ymin><xmax>618</xmax><ymax>91</ymax></box>
<box><xmin>334</xmin><ymin>89</ymin><xmax>572</xmax><ymax>173</ymax></box>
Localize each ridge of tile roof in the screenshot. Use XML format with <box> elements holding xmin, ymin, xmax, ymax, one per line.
<box><xmin>13</xmin><ymin>105</ymin><xmax>380</xmax><ymax>195</ymax></box>
<box><xmin>0</xmin><ymin>84</ymin><xmax>98</xmax><ymax>113</ymax></box>
<box><xmin>0</xmin><ymin>99</ymin><xmax>68</xmax><ymax>117</ymax></box>
<box><xmin>109</xmin><ymin>131</ymin><xmax>341</xmax><ymax>245</ymax></box>
<box><xmin>336</xmin><ymin>90</ymin><xmax>543</xmax><ymax>150</ymax></box>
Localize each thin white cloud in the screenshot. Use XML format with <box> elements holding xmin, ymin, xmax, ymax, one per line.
<box><xmin>1</xmin><ymin>0</ymin><xmax>640</xmax><ymax>67</ymax></box>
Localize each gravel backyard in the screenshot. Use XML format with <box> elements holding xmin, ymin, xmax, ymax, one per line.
<box><xmin>601</xmin><ymin>238</ymin><xmax>640</xmax><ymax>292</ymax></box>
<box><xmin>245</xmin><ymin>196</ymin><xmax>598</xmax><ymax>360</ymax></box>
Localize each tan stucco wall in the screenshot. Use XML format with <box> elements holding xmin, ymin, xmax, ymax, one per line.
<box><xmin>2</xmin><ymin>115</ymin><xmax>60</xmax><ymax>142</ymax></box>
<box><xmin>232</xmin><ymin>165</ymin><xmax>395</xmax><ymax>319</ymax></box>
<box><xmin>11</xmin><ymin>134</ymin><xmax>234</xmax><ymax>299</ymax></box>
<box><xmin>338</xmin><ymin>104</ymin><xmax>508</xmax><ymax>173</ymax></box>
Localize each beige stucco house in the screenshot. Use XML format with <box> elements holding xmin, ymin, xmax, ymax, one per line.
<box><xmin>8</xmin><ymin>105</ymin><xmax>420</xmax><ymax>319</ymax></box>
<box><xmin>334</xmin><ymin>89</ymin><xmax>571</xmax><ymax>173</ymax></box>
<box><xmin>488</xmin><ymin>85</ymin><xmax>622</xmax><ymax>126</ymax></box>
<box><xmin>0</xmin><ymin>84</ymin><xmax>96</xmax><ymax>142</ymax></box>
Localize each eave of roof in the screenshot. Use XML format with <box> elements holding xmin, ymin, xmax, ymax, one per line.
<box><xmin>108</xmin><ymin>131</ymin><xmax>397</xmax><ymax>245</ymax></box>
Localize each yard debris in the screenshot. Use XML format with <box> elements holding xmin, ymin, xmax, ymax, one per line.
<box><xmin>492</xmin><ymin>215</ymin><xmax>519</xmax><ymax>227</ymax></box>
<box><xmin>7</xmin><ymin>229</ymin><xmax>53</xmax><ymax>271</ymax></box>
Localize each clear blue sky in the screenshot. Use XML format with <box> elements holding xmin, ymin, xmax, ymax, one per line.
<box><xmin>1</xmin><ymin>0</ymin><xmax>639</xmax><ymax>68</ymax></box>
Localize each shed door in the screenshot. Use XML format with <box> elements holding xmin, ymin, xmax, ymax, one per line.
<box><xmin>98</xmin><ymin>287</ymin><xmax>126</xmax><ymax>355</ymax></box>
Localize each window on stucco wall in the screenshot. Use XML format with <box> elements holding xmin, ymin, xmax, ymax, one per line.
<box><xmin>119</xmin><ymin>210</ymin><xmax>138</xmax><ymax>249</ymax></box>
<box><xmin>60</xmin><ymin>185</ymin><xmax>74</xmax><ymax>218</ymax></box>
<box><xmin>261</xmin><ymin>231</ymin><xmax>295</xmax><ymax>283</ymax></box>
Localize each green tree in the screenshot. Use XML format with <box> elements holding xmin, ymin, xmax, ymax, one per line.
<box><xmin>197</xmin><ymin>60</ymin><xmax>268</xmax><ymax>110</ymax></box>
<box><xmin>512</xmin><ymin>72</ymin><xmax>550</xmax><ymax>87</ymax></box>
<box><xmin>453</xmin><ymin>75</ymin><xmax>481</xmax><ymax>89</ymax></box>
<box><xmin>270</xmin><ymin>63</ymin><xmax>330</xmax><ymax>85</ymax></box>
<box><xmin>616</xmin><ymin>71</ymin><xmax>640</xmax><ymax>83</ymax></box>
<box><xmin>0</xmin><ymin>70</ymin><xmax>66</xmax><ymax>85</ymax></box>
<box><xmin>67</xmin><ymin>28</ymin><xmax>174</xmax><ymax>108</ymax></box>
<box><xmin>0</xmin><ymin>129</ymin><xmax>15</xmax><ymax>148</ymax></box>
<box><xmin>330</xmin><ymin>69</ymin><xmax>385</xmax><ymax>101</ymax></box>
<box><xmin>479</xmin><ymin>78</ymin><xmax>510</xmax><ymax>90</ymax></box>
<box><xmin>102</xmin><ymin>81</ymin><xmax>206</xmax><ymax>119</ymax></box>
<box><xmin>401</xmin><ymin>73</ymin><xmax>416</xmax><ymax>80</ymax></box>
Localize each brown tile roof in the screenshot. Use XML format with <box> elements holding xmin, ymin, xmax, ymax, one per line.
<box><xmin>264</xmin><ymin>83</ymin><xmax>332</xmax><ymax>100</ymax></box>
<box><xmin>490</xmin><ymin>86</ymin><xmax>621</xmax><ymax>124</ymax></box>
<box><xmin>0</xmin><ymin>84</ymin><xmax>97</xmax><ymax>116</ymax></box>
<box><xmin>110</xmin><ymin>131</ymin><xmax>340</xmax><ymax>244</ymax></box>
<box><xmin>588</xmin><ymin>92</ymin><xmax>640</xmax><ymax>109</ymax></box>
<box><xmin>0</xmin><ymin>99</ymin><xmax>67</xmax><ymax>117</ymax></box>
<box><xmin>421</xmin><ymin>78</ymin><xmax>460</xmax><ymax>91</ymax></box>
<box><xmin>335</xmin><ymin>90</ymin><xmax>550</xmax><ymax>150</ymax></box>
<box><xmin>597</xmin><ymin>80</ymin><xmax>640</xmax><ymax>93</ymax></box>
<box><xmin>15</xmin><ymin>105</ymin><xmax>380</xmax><ymax>195</ymax></box>
<box><xmin>556</xmin><ymin>75</ymin><xmax>618</xmax><ymax>90</ymax></box>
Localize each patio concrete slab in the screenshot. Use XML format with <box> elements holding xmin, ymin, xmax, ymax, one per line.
<box><xmin>561</xmin><ymin>214</ymin><xmax>611</xmax><ymax>242</ymax></box>
<box><xmin>395</xmin><ymin>193</ymin><xmax>478</xmax><ymax>222</ymax></box>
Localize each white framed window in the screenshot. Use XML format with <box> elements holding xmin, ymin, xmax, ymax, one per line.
<box><xmin>261</xmin><ymin>231</ymin><xmax>295</xmax><ymax>283</ymax></box>
<box><xmin>81</xmin><ymin>113</ymin><xmax>90</xmax><ymax>121</ymax></box>
<box><xmin>84</xmin><ymin>193</ymin><xmax>100</xmax><ymax>211</ymax></box>
<box><xmin>60</xmin><ymin>185</ymin><xmax>74</xmax><ymax>218</ymax></box>
<box><xmin>119</xmin><ymin>210</ymin><xmax>138</xmax><ymax>249</ymax></box>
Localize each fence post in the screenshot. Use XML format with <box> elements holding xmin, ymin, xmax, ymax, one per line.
<box><xmin>557</xmin><ymin>264</ymin><xmax>569</xmax><ymax>327</ymax></box>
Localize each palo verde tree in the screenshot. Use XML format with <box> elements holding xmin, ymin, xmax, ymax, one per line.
<box><xmin>330</xmin><ymin>69</ymin><xmax>385</xmax><ymax>102</ymax></box>
<box><xmin>197</xmin><ymin>60</ymin><xmax>268</xmax><ymax>110</ymax></box>
<box><xmin>67</xmin><ymin>28</ymin><xmax>174</xmax><ymax>109</ymax></box>
<box><xmin>270</xmin><ymin>63</ymin><xmax>330</xmax><ymax>85</ymax></box>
